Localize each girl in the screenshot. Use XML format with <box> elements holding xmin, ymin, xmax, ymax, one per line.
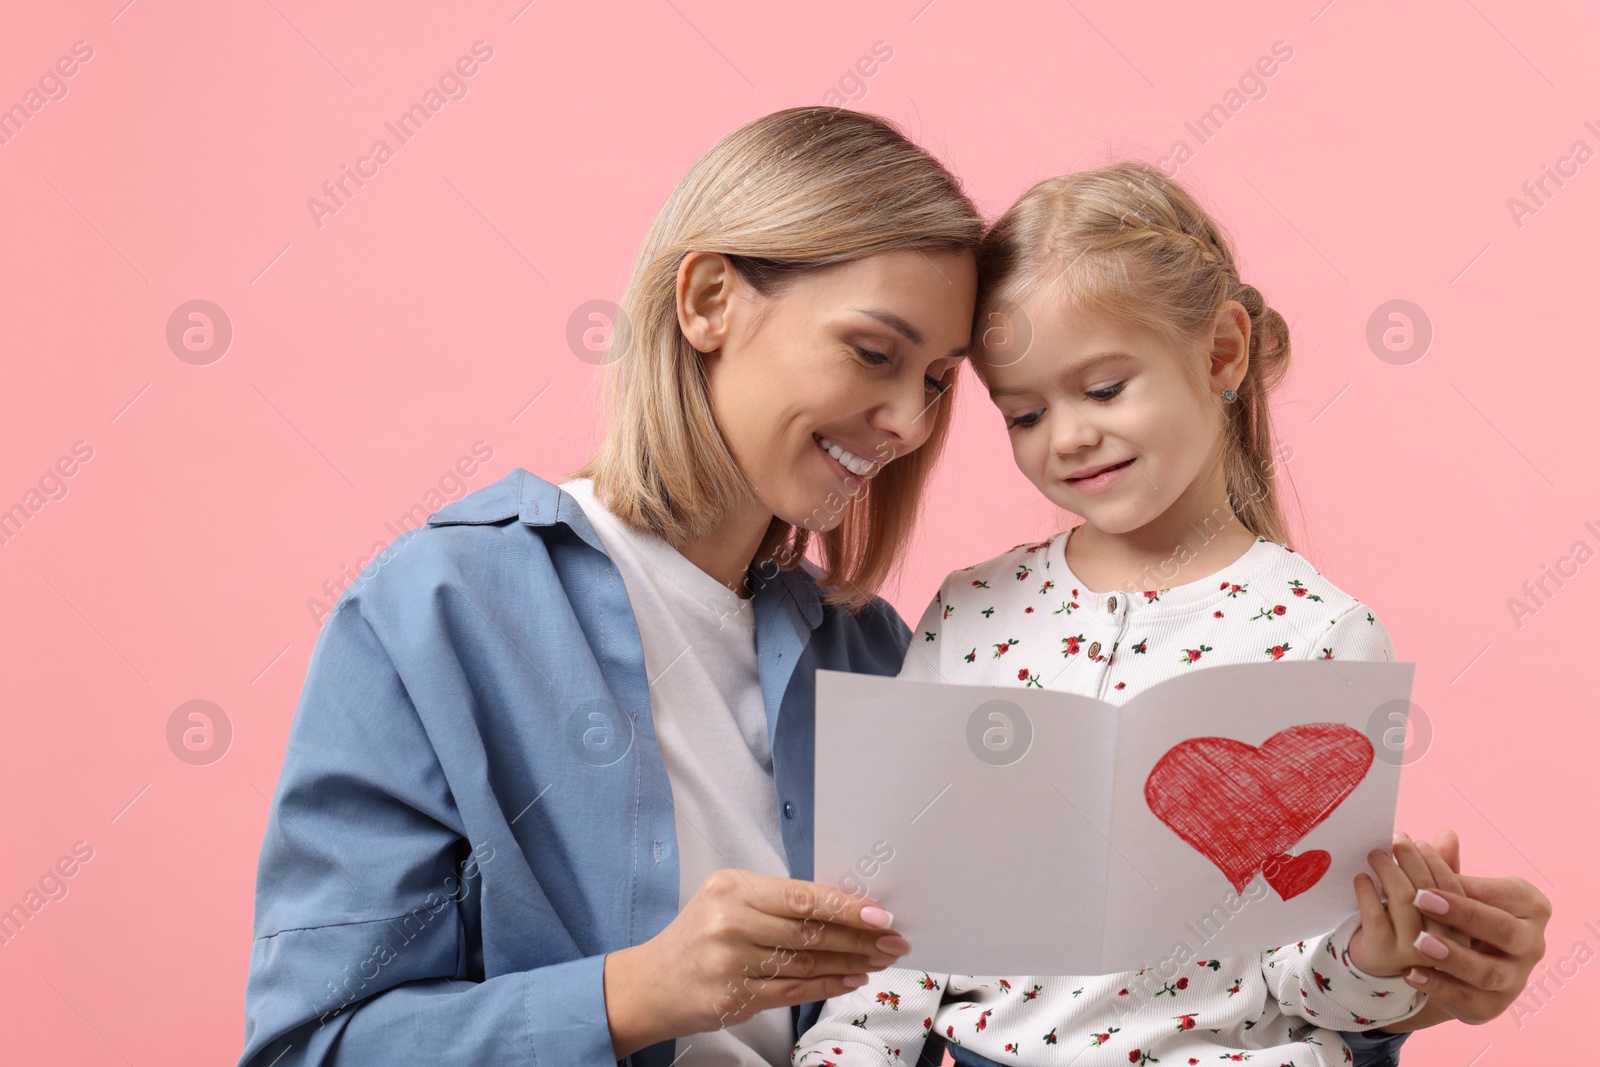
<box><xmin>792</xmin><ymin>162</ymin><xmax>1469</xmax><ymax>1067</ymax></box>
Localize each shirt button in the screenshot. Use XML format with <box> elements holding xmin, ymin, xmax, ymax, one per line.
<box><xmin>1087</xmin><ymin>641</ymin><xmax>1102</xmax><ymax>659</ymax></box>
<box><xmin>783</xmin><ymin>801</ymin><xmax>795</xmax><ymax>819</ymax></box>
<box><xmin>1107</xmin><ymin>596</ymin><xmax>1118</xmax><ymax>612</ymax></box>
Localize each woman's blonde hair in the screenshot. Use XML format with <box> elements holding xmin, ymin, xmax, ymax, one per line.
<box><xmin>975</xmin><ymin>160</ymin><xmax>1296</xmax><ymax>546</ymax></box>
<box><xmin>571</xmin><ymin>107</ymin><xmax>983</xmax><ymax>611</ymax></box>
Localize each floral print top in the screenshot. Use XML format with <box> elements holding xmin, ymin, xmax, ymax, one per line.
<box><xmin>792</xmin><ymin>527</ymin><xmax>1422</xmax><ymax>1067</ymax></box>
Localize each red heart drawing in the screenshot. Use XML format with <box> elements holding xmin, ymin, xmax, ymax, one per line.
<box><xmin>1262</xmin><ymin>850</ymin><xmax>1332</xmax><ymax>901</ymax></box>
<box><xmin>1144</xmin><ymin>722</ymin><xmax>1373</xmax><ymax>900</ymax></box>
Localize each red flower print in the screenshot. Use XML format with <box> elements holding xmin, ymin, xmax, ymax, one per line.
<box><xmin>1024</xmin><ymin>605</ymin><xmax>1034</xmax><ymax>613</ymax></box>
<box><xmin>1114</xmin><ymin>681</ymin><xmax>1127</xmax><ymax>689</ymax></box>
<box><xmin>923</xmin><ymin>1017</ymin><xmax>933</xmax><ymax>1031</ymax></box>
<box><xmin>992</xmin><ymin>638</ymin><xmax>1020</xmax><ymax>658</ymax></box>
<box><xmin>1176</xmin><ymin>976</ymin><xmax>1189</xmax><ymax>989</ymax></box>
<box><xmin>1273</xmin><ymin>604</ymin><xmax>1286</xmax><ymax>615</ymax></box>
<box><xmin>1143</xmin><ymin>589</ymin><xmax>1162</xmax><ymax>602</ymax></box>
<box><xmin>946</xmin><ymin>1025</ymin><xmax>955</xmax><ymax>1039</ymax></box>
<box><xmin>972</xmin><ymin>579</ymin><xmax>989</xmax><ymax>588</ymax></box>
<box><xmin>1088</xmin><ymin>1027</ymin><xmax>1121</xmax><ymax>1046</ymax></box>
<box><xmin>1265</xmin><ymin>643</ymin><xmax>1291</xmax><ymax>660</ymax></box>
<box><xmin>1015</xmin><ymin>564</ymin><xmax>1031</xmax><ymax>581</ymax></box>
<box><xmin>1213</xmin><ymin>610</ymin><xmax>1224</xmax><ymax>618</ymax></box>
<box><xmin>874</xmin><ymin>990</ymin><xmax>901</xmax><ymax>1009</ymax></box>
<box><xmin>998</xmin><ymin>979</ymin><xmax>1012</xmax><ymax>992</ymax></box>
<box><xmin>975</xmin><ymin>1008</ymin><xmax>991</xmax><ymax>1031</ymax></box>
<box><xmin>1043</xmin><ymin>1027</ymin><xmax>1058</xmax><ymax>1045</ymax></box>
<box><xmin>1288</xmin><ymin>578</ymin><xmax>1324</xmax><ymax>602</ymax></box>
<box><xmin>1018</xmin><ymin>668</ymin><xmax>1029</xmax><ymax>680</ymax></box>
<box><xmin>1352</xmin><ymin>1015</ymin><xmax>1374</xmax><ymax>1025</ymax></box>
<box><xmin>918</xmin><ymin>972</ymin><xmax>938</xmax><ymax>990</ymax></box>
<box><xmin>1319</xmin><ymin>648</ymin><xmax>1335</xmax><ymax>660</ymax></box>
<box><xmin>1040</xmin><ymin>580</ymin><xmax>1054</xmax><ymax>594</ymax></box>
<box><xmin>1022</xmin><ymin>984</ymin><xmax>1043</xmax><ymax>1001</ymax></box>
<box><xmin>1180</xmin><ymin>644</ymin><xmax>1213</xmax><ymax>664</ymax></box>
<box><xmin>1174</xmin><ymin>1013</ymin><xmax>1197</xmax><ymax>1030</ymax></box>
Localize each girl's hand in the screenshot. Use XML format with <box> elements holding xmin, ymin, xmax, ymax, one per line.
<box><xmin>603</xmin><ymin>868</ymin><xmax>909</xmax><ymax>1058</ymax></box>
<box><xmin>1348</xmin><ymin>833</ymin><xmax>1438</xmax><ymax>977</ymax></box>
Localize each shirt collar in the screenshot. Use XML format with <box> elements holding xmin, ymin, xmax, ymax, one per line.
<box><xmin>427</xmin><ymin>467</ymin><xmax>825</xmax><ymax>630</ymax></box>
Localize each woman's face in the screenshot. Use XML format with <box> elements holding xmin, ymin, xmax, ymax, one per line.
<box><xmin>688</xmin><ymin>248</ymin><xmax>978</xmax><ymax>533</ymax></box>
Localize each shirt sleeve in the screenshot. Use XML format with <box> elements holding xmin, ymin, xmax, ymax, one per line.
<box><xmin>1258</xmin><ymin>911</ymin><xmax>1428</xmax><ymax>1031</ymax></box>
<box><xmin>792</xmin><ymin>965</ymin><xmax>943</xmax><ymax>1066</ymax></box>
<box><xmin>1314</xmin><ymin>601</ymin><xmax>1396</xmax><ymax>663</ymax></box>
<box><xmin>897</xmin><ymin>578</ymin><xmax>951</xmax><ymax>685</ymax></box>
<box><xmin>237</xmin><ymin>598</ymin><xmax>619</xmax><ymax>1067</ymax></box>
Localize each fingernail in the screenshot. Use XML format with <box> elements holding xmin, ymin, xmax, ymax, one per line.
<box><xmin>1405</xmin><ymin>967</ymin><xmax>1429</xmax><ymax>984</ymax></box>
<box><xmin>860</xmin><ymin>906</ymin><xmax>893</xmax><ymax>929</ymax></box>
<box><xmin>1414</xmin><ymin>888</ymin><xmax>1450</xmax><ymax>915</ymax></box>
<box><xmin>1393</xmin><ymin>830</ymin><xmax>1411</xmax><ymax>843</ymax></box>
<box><xmin>866</xmin><ymin>954</ymin><xmax>893</xmax><ymax>968</ymax></box>
<box><xmin>843</xmin><ymin>973</ymin><xmax>868</xmax><ymax>988</ymax></box>
<box><xmin>875</xmin><ymin>934</ymin><xmax>911</xmax><ymax>955</ymax></box>
<box><xmin>1414</xmin><ymin>931</ymin><xmax>1450</xmax><ymax>960</ymax></box>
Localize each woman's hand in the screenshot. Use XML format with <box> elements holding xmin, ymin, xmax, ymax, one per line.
<box><xmin>1377</xmin><ymin>827</ymin><xmax>1553</xmax><ymax>1032</ymax></box>
<box><xmin>603</xmin><ymin>868</ymin><xmax>909</xmax><ymax>1058</ymax></box>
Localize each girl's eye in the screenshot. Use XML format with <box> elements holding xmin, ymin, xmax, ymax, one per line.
<box><xmin>925</xmin><ymin>370</ymin><xmax>951</xmax><ymax>395</ymax></box>
<box><xmin>1006</xmin><ymin>409</ymin><xmax>1044</xmax><ymax>430</ymax></box>
<box><xmin>1086</xmin><ymin>382</ymin><xmax>1125</xmax><ymax>403</ymax></box>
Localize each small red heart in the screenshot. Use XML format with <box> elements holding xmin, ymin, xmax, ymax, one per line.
<box><xmin>1261</xmin><ymin>850</ymin><xmax>1331</xmax><ymax>900</ymax></box>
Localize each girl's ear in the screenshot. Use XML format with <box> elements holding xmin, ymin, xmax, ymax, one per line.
<box><xmin>676</xmin><ymin>251</ymin><xmax>735</xmax><ymax>355</ymax></box>
<box><xmin>1207</xmin><ymin>300</ymin><xmax>1251</xmax><ymax>393</ymax></box>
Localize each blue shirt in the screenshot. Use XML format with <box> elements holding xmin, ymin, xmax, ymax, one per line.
<box><xmin>237</xmin><ymin>467</ymin><xmax>1410</xmax><ymax>1067</ymax></box>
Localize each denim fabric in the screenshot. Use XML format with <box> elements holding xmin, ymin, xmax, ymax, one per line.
<box><xmin>236</xmin><ymin>467</ymin><xmax>908</xmax><ymax>1067</ymax></box>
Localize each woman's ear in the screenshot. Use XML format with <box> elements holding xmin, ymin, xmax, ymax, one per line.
<box><xmin>1207</xmin><ymin>299</ymin><xmax>1251</xmax><ymax>393</ymax></box>
<box><xmin>676</xmin><ymin>251</ymin><xmax>735</xmax><ymax>354</ymax></box>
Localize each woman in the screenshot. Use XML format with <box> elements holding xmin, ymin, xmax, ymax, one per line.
<box><xmin>235</xmin><ymin>108</ymin><xmax>1548</xmax><ymax>1067</ymax></box>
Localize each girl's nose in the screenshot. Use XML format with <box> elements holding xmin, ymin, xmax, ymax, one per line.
<box><xmin>1050</xmin><ymin>401</ymin><xmax>1103</xmax><ymax>456</ymax></box>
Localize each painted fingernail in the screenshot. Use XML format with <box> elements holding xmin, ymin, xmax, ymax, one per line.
<box><xmin>1414</xmin><ymin>931</ymin><xmax>1450</xmax><ymax>960</ymax></box>
<box><xmin>1405</xmin><ymin>967</ymin><xmax>1429</xmax><ymax>984</ymax></box>
<box><xmin>843</xmin><ymin>973</ymin><xmax>868</xmax><ymax>988</ymax></box>
<box><xmin>866</xmin><ymin>954</ymin><xmax>894</xmax><ymax>968</ymax></box>
<box><xmin>1414</xmin><ymin>888</ymin><xmax>1450</xmax><ymax>915</ymax></box>
<box><xmin>859</xmin><ymin>905</ymin><xmax>893</xmax><ymax>929</ymax></box>
<box><xmin>875</xmin><ymin>934</ymin><xmax>911</xmax><ymax>955</ymax></box>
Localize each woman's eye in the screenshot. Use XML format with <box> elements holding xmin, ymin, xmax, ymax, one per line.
<box><xmin>1007</xmin><ymin>409</ymin><xmax>1044</xmax><ymax>430</ymax></box>
<box><xmin>856</xmin><ymin>346</ymin><xmax>947</xmax><ymax>395</ymax></box>
<box><xmin>1086</xmin><ymin>382</ymin><xmax>1125</xmax><ymax>403</ymax></box>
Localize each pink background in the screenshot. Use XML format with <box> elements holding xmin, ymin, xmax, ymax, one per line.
<box><xmin>1</xmin><ymin>1</ymin><xmax>1593</xmax><ymax>1063</ymax></box>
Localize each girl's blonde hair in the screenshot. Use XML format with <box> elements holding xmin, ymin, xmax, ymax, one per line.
<box><xmin>571</xmin><ymin>107</ymin><xmax>983</xmax><ymax>611</ymax></box>
<box><xmin>975</xmin><ymin>160</ymin><xmax>1295</xmax><ymax>546</ymax></box>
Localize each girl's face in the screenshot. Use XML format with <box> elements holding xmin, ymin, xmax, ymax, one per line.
<box><xmin>979</xmin><ymin>296</ymin><xmax>1243</xmax><ymax>539</ymax></box>
<box><xmin>686</xmin><ymin>248</ymin><xmax>978</xmax><ymax>533</ymax></box>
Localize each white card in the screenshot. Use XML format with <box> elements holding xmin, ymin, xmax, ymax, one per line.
<box><xmin>814</xmin><ymin>660</ymin><xmax>1414</xmax><ymax>975</ymax></box>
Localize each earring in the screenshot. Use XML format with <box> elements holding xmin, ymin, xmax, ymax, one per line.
<box><xmin>1221</xmin><ymin>388</ymin><xmax>1238</xmax><ymax>402</ymax></box>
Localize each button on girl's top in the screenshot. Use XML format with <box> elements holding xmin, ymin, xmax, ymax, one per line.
<box><xmin>235</xmin><ymin>468</ymin><xmax>912</xmax><ymax>1067</ymax></box>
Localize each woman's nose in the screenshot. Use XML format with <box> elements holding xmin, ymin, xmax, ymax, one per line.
<box><xmin>878</xmin><ymin>377</ymin><xmax>942</xmax><ymax>456</ymax></box>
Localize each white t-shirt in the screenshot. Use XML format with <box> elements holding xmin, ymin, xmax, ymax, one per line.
<box><xmin>561</xmin><ymin>478</ymin><xmax>794</xmax><ymax>1067</ymax></box>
